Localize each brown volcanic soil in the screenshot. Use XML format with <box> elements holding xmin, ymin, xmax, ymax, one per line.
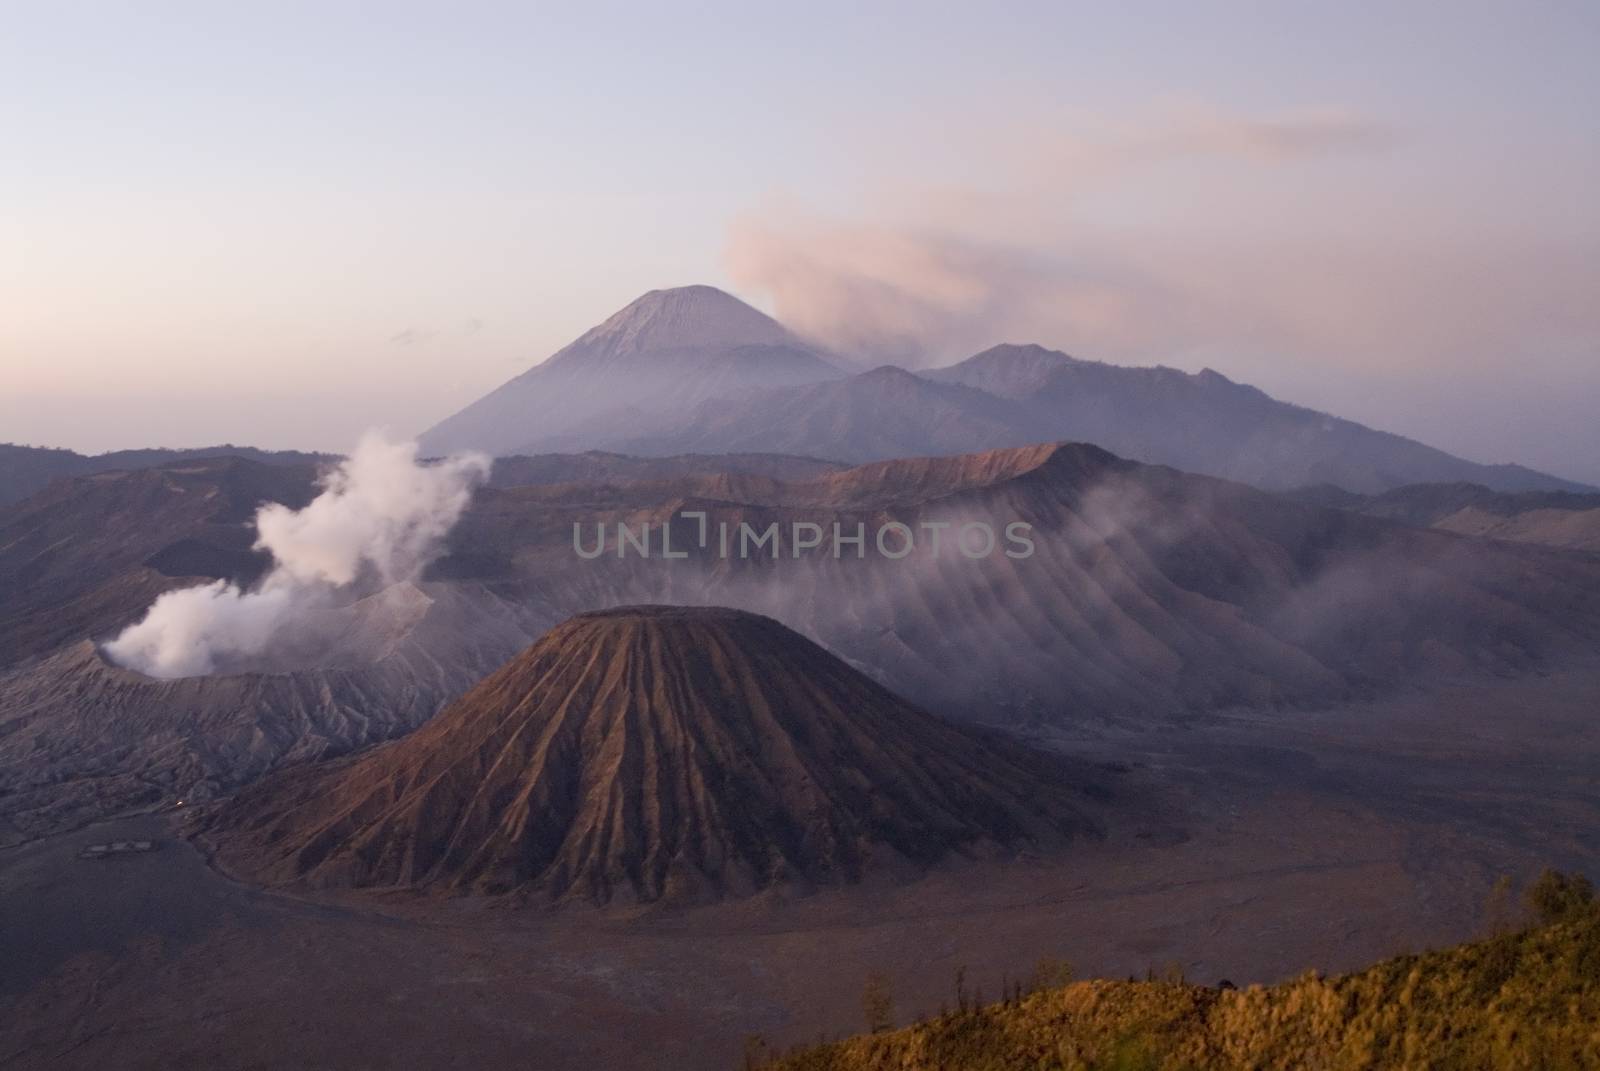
<box><xmin>206</xmin><ymin>606</ymin><xmax>1103</xmax><ymax>903</ymax></box>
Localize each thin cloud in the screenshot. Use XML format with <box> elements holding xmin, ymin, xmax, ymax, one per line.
<box><xmin>1131</xmin><ymin>103</ymin><xmax>1401</xmax><ymax>161</ymax></box>
<box><xmin>388</xmin><ymin>327</ymin><xmax>436</xmax><ymax>346</ymax></box>
<box><xmin>389</xmin><ymin>320</ymin><xmax>484</xmax><ymax>347</ymax></box>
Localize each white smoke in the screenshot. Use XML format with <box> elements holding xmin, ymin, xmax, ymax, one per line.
<box><xmin>104</xmin><ymin>432</ymin><xmax>490</xmax><ymax>679</ymax></box>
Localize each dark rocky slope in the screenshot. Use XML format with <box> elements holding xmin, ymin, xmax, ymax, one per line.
<box><xmin>207</xmin><ymin>606</ymin><xmax>1104</xmax><ymax>904</ymax></box>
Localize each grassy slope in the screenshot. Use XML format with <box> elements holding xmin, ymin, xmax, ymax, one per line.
<box><xmin>761</xmin><ymin>911</ymin><xmax>1600</xmax><ymax>1070</ymax></box>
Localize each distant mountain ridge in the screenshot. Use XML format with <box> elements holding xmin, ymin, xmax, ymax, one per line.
<box><xmin>13</xmin><ymin>289</ymin><xmax>1587</xmax><ymax>500</ymax></box>
<box><xmin>924</xmin><ymin>344</ymin><xmax>1587</xmax><ymax>493</ymax></box>
<box><xmin>0</xmin><ymin>442</ymin><xmax>331</xmax><ymax>508</ymax></box>
<box><xmin>488</xmin><ymin>450</ymin><xmax>845</xmax><ymax>487</ymax></box>
<box><xmin>0</xmin><ymin>441</ymin><xmax>845</xmax><ymax>512</ymax></box>
<box><xmin>417</xmin><ymin>287</ymin><xmax>1590</xmax><ymax>495</ymax></box>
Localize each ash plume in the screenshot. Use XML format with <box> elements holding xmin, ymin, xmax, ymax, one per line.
<box><xmin>104</xmin><ymin>432</ymin><xmax>490</xmax><ymax>679</ymax></box>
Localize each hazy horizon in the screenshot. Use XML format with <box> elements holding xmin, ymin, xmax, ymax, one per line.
<box><xmin>5</xmin><ymin>3</ymin><xmax>1597</xmax><ymax>483</ymax></box>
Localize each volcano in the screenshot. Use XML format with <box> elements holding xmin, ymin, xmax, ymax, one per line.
<box><xmin>206</xmin><ymin>606</ymin><xmax>1102</xmax><ymax>904</ymax></box>
<box><xmin>0</xmin><ymin>581</ymin><xmax>540</xmax><ymax>846</ymax></box>
<box><xmin>418</xmin><ymin>286</ymin><xmax>842</xmax><ymax>457</ymax></box>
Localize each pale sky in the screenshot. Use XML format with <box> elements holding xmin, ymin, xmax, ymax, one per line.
<box><xmin>4</xmin><ymin>2</ymin><xmax>1597</xmax><ymax>482</ymax></box>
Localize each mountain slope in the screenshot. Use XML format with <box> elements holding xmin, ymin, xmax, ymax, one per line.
<box><xmin>206</xmin><ymin>606</ymin><xmax>1104</xmax><ymax>904</ymax></box>
<box><xmin>624</xmin><ymin>364</ymin><xmax>1046</xmax><ymax>460</ymax></box>
<box><xmin>0</xmin><ymin>457</ymin><xmax>321</xmax><ymax>670</ymax></box>
<box><xmin>436</xmin><ymin>442</ymin><xmax>1600</xmax><ymax>723</ymax></box>
<box><xmin>0</xmin><ymin>451</ymin><xmax>845</xmax><ymax>670</ymax></box>
<box><xmin>760</xmin><ymin>904</ymin><xmax>1600</xmax><ymax>1070</ymax></box>
<box><xmin>419</xmin><ymin>286</ymin><xmax>842</xmax><ymax>456</ymax></box>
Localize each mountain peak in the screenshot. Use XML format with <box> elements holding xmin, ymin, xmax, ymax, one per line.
<box><xmin>924</xmin><ymin>343</ymin><xmax>1083</xmax><ymax>398</ymax></box>
<box><xmin>418</xmin><ymin>285</ymin><xmax>838</xmax><ymax>456</ymax></box>
<box><xmin>549</xmin><ymin>284</ymin><xmax>795</xmax><ymax>367</ymax></box>
<box><xmin>973</xmin><ymin>343</ymin><xmax>1079</xmax><ymax>364</ymax></box>
<box><xmin>858</xmin><ymin>363</ymin><xmax>924</xmax><ymax>382</ymax></box>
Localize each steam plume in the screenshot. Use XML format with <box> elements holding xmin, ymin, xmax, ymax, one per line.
<box><xmin>104</xmin><ymin>432</ymin><xmax>490</xmax><ymax>678</ymax></box>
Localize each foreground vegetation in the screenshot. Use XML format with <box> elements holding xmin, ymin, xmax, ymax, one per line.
<box><xmin>754</xmin><ymin>870</ymin><xmax>1600</xmax><ymax>1070</ymax></box>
